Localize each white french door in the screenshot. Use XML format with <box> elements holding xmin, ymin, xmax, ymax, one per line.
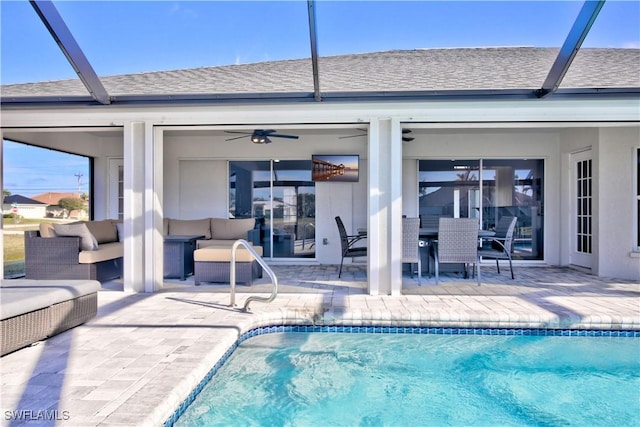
<box><xmin>570</xmin><ymin>150</ymin><xmax>593</xmax><ymax>269</ymax></box>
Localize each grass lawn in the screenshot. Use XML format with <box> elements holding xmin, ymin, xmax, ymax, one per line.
<box><xmin>3</xmin><ymin>218</ymin><xmax>68</xmax><ymax>277</ymax></box>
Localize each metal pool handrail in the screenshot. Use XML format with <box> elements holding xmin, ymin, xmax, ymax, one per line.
<box><xmin>230</xmin><ymin>239</ymin><xmax>278</xmax><ymax>312</ymax></box>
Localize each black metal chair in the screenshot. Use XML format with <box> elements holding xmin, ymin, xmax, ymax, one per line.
<box><xmin>335</xmin><ymin>216</ymin><xmax>367</xmax><ymax>278</ymax></box>
<box><xmin>478</xmin><ymin>216</ymin><xmax>517</xmax><ymax>279</ymax></box>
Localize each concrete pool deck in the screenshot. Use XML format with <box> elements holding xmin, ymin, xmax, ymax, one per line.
<box><xmin>1</xmin><ymin>265</ymin><xmax>638</xmax><ymax>426</ymax></box>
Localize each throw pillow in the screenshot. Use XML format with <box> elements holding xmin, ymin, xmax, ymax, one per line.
<box><xmin>86</xmin><ymin>220</ymin><xmax>118</xmax><ymax>244</ymax></box>
<box><xmin>169</xmin><ymin>218</ymin><xmax>211</xmax><ymax>239</ymax></box>
<box><xmin>53</xmin><ymin>223</ymin><xmax>98</xmax><ymax>251</ymax></box>
<box><xmin>211</xmin><ymin>218</ymin><xmax>255</xmax><ymax>240</ymax></box>
<box><xmin>39</xmin><ymin>222</ymin><xmax>57</xmax><ymax>238</ymax></box>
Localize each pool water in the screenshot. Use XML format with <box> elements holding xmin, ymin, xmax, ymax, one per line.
<box><xmin>174</xmin><ymin>331</ymin><xmax>640</xmax><ymax>426</ymax></box>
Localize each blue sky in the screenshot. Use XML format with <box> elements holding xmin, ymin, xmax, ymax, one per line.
<box><xmin>1</xmin><ymin>0</ymin><xmax>639</xmax><ymax>198</ymax></box>
<box><xmin>3</xmin><ymin>141</ymin><xmax>90</xmax><ymax>197</ymax></box>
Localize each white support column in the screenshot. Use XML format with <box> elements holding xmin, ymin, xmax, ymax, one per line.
<box><xmin>145</xmin><ymin>126</ymin><xmax>164</xmax><ymax>292</ymax></box>
<box><xmin>123</xmin><ymin>122</ymin><xmax>146</xmax><ymax>292</ymax></box>
<box><xmin>389</xmin><ymin>118</ymin><xmax>404</xmax><ymax>296</ymax></box>
<box><xmin>368</xmin><ymin>118</ymin><xmax>403</xmax><ymax>295</ymax></box>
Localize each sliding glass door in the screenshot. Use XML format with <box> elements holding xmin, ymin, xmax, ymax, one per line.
<box><xmin>229</xmin><ymin>160</ymin><xmax>315</xmax><ymax>259</ymax></box>
<box><xmin>418</xmin><ymin>159</ymin><xmax>544</xmax><ymax>260</ymax></box>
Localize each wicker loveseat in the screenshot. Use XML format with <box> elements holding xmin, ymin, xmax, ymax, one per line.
<box><xmin>24</xmin><ymin>220</ymin><xmax>122</xmax><ymax>282</ymax></box>
<box><xmin>0</xmin><ymin>279</ymin><xmax>100</xmax><ymax>356</ymax></box>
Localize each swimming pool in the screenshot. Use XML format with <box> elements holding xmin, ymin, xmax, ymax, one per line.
<box><xmin>168</xmin><ymin>326</ymin><xmax>640</xmax><ymax>426</ymax></box>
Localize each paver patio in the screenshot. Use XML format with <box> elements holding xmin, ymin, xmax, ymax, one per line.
<box><xmin>1</xmin><ymin>265</ymin><xmax>638</xmax><ymax>426</ymax></box>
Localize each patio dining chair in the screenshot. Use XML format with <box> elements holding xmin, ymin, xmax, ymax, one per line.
<box><xmin>433</xmin><ymin>218</ymin><xmax>480</xmax><ymax>285</ymax></box>
<box><xmin>402</xmin><ymin>217</ymin><xmax>422</xmax><ymax>284</ymax></box>
<box><xmin>335</xmin><ymin>216</ymin><xmax>367</xmax><ymax>278</ymax></box>
<box><xmin>478</xmin><ymin>216</ymin><xmax>517</xmax><ymax>279</ymax></box>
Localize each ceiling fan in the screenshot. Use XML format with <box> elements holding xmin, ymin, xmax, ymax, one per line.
<box><xmin>339</xmin><ymin>128</ymin><xmax>415</xmax><ymax>142</ymax></box>
<box><xmin>225</xmin><ymin>129</ymin><xmax>299</xmax><ymax>144</ymax></box>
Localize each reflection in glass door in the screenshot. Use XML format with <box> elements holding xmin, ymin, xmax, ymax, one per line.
<box><xmin>418</xmin><ymin>160</ymin><xmax>480</xmax><ymax>219</ymax></box>
<box><xmin>229</xmin><ymin>160</ymin><xmax>315</xmax><ymax>259</ymax></box>
<box><xmin>419</xmin><ymin>158</ymin><xmax>544</xmax><ymax>261</ymax></box>
<box><xmin>482</xmin><ymin>159</ymin><xmax>544</xmax><ymax>260</ymax></box>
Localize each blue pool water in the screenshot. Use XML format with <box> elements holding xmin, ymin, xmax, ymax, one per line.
<box><xmin>173</xmin><ymin>329</ymin><xmax>639</xmax><ymax>426</ymax></box>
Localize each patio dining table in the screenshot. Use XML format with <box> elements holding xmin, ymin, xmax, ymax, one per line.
<box><xmin>353</xmin><ymin>226</ymin><xmax>497</xmax><ymax>277</ymax></box>
<box><xmin>356</xmin><ymin>227</ymin><xmax>495</xmax><ymax>239</ymax></box>
<box><xmin>418</xmin><ymin>227</ymin><xmax>495</xmax><ymax>276</ymax></box>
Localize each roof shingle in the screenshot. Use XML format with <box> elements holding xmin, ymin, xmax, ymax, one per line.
<box><xmin>1</xmin><ymin>48</ymin><xmax>638</xmax><ymax>98</ymax></box>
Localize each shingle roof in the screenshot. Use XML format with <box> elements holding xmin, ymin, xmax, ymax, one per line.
<box><xmin>3</xmin><ymin>195</ymin><xmax>47</xmax><ymax>205</ymax></box>
<box><xmin>2</xmin><ymin>48</ymin><xmax>639</xmax><ymax>98</ymax></box>
<box><xmin>30</xmin><ymin>192</ymin><xmax>81</xmax><ymax>205</ymax></box>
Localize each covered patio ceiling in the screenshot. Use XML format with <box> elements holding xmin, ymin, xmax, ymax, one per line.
<box><xmin>1</xmin><ymin>0</ymin><xmax>639</xmax><ymax>107</ymax></box>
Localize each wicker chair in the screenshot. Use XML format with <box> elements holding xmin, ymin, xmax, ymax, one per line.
<box><xmin>479</xmin><ymin>216</ymin><xmax>517</xmax><ymax>279</ymax></box>
<box><xmin>433</xmin><ymin>218</ymin><xmax>480</xmax><ymax>285</ymax></box>
<box><xmin>335</xmin><ymin>216</ymin><xmax>367</xmax><ymax>278</ymax></box>
<box><xmin>402</xmin><ymin>217</ymin><xmax>422</xmax><ymax>284</ymax></box>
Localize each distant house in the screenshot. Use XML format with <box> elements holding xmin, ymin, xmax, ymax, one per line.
<box><xmin>2</xmin><ymin>195</ymin><xmax>48</xmax><ymax>219</ymax></box>
<box><xmin>31</xmin><ymin>192</ymin><xmax>87</xmax><ymax>218</ymax></box>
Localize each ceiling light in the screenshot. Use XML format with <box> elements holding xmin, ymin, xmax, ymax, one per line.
<box><xmin>251</xmin><ymin>131</ymin><xmax>270</xmax><ymax>144</ymax></box>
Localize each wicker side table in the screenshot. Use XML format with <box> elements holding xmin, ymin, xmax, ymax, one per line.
<box><xmin>163</xmin><ymin>235</ymin><xmax>204</xmax><ymax>280</ymax></box>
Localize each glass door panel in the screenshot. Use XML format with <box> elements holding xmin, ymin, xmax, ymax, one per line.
<box><xmin>418</xmin><ymin>160</ymin><xmax>480</xmax><ymax>219</ymax></box>
<box><xmin>272</xmin><ymin>160</ymin><xmax>315</xmax><ymax>258</ymax></box>
<box><xmin>481</xmin><ymin>159</ymin><xmax>544</xmax><ymax>260</ymax></box>
<box><xmin>229</xmin><ymin>160</ymin><xmax>315</xmax><ymax>259</ymax></box>
<box><xmin>419</xmin><ymin>158</ymin><xmax>544</xmax><ymax>261</ymax></box>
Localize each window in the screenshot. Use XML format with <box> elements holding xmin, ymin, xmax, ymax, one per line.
<box><xmin>229</xmin><ymin>160</ymin><xmax>315</xmax><ymax>259</ymax></box>
<box><xmin>419</xmin><ymin>159</ymin><xmax>544</xmax><ymax>260</ymax></box>
<box><xmin>2</xmin><ymin>139</ymin><xmax>91</xmax><ymax>277</ymax></box>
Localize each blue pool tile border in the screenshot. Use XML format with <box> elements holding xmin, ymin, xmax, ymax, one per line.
<box><xmin>164</xmin><ymin>326</ymin><xmax>639</xmax><ymax>426</ymax></box>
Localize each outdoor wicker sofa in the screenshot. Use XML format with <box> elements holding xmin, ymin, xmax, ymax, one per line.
<box><xmin>163</xmin><ymin>217</ymin><xmax>261</xmax><ymax>248</ymax></box>
<box><xmin>0</xmin><ymin>279</ymin><xmax>100</xmax><ymax>356</ymax></box>
<box><xmin>24</xmin><ymin>220</ymin><xmax>123</xmax><ymax>282</ymax></box>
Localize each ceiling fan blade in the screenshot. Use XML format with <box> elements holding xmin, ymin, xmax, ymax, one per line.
<box><xmin>402</xmin><ymin>136</ymin><xmax>415</xmax><ymax>142</ymax></box>
<box><xmin>224</xmin><ymin>131</ymin><xmax>252</xmax><ymax>135</ymax></box>
<box><xmin>225</xmin><ymin>135</ymin><xmax>249</xmax><ymax>141</ymax></box>
<box><xmin>402</xmin><ymin>129</ymin><xmax>412</xmax><ymax>134</ymax></box>
<box><xmin>339</xmin><ymin>134</ymin><xmax>366</xmax><ymax>139</ymax></box>
<box><xmin>269</xmin><ymin>134</ymin><xmax>299</xmax><ymax>139</ymax></box>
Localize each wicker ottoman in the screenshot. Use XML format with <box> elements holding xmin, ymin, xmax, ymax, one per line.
<box><xmin>194</xmin><ymin>245</ymin><xmax>263</xmax><ymax>285</ymax></box>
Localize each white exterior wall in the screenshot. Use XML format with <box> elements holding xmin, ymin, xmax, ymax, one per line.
<box><xmin>596</xmin><ymin>127</ymin><xmax>640</xmax><ymax>280</ymax></box>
